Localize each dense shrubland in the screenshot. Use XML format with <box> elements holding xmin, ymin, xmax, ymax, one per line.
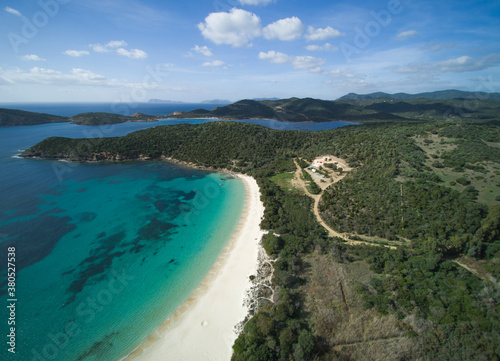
<box><xmin>22</xmin><ymin>120</ymin><xmax>500</xmax><ymax>360</ymax></box>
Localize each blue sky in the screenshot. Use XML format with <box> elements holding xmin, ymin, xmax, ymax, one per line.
<box><xmin>1</xmin><ymin>0</ymin><xmax>499</xmax><ymax>102</ymax></box>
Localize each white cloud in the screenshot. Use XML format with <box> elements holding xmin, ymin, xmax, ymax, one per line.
<box><xmin>291</xmin><ymin>56</ymin><xmax>326</xmax><ymax>70</ymax></box>
<box><xmin>305</xmin><ymin>43</ymin><xmax>338</xmax><ymax>51</ymax></box>
<box><xmin>258</xmin><ymin>51</ymin><xmax>290</xmax><ymax>64</ymax></box>
<box><xmin>4</xmin><ymin>6</ymin><xmax>22</xmax><ymax>16</ymax></box>
<box><xmin>116</xmin><ymin>48</ymin><xmax>148</xmax><ymax>59</ymax></box>
<box><xmin>64</xmin><ymin>50</ymin><xmax>90</xmax><ymax>57</ymax></box>
<box><xmin>70</xmin><ymin>68</ymin><xmax>107</xmax><ymax>82</ymax></box>
<box><xmin>192</xmin><ymin>45</ymin><xmax>213</xmax><ymax>57</ymax></box>
<box><xmin>238</xmin><ymin>0</ymin><xmax>274</xmax><ymax>5</ymax></box>
<box><xmin>198</xmin><ymin>8</ymin><xmax>262</xmax><ymax>47</ymax></box>
<box><xmin>91</xmin><ymin>40</ymin><xmax>128</xmax><ymax>53</ymax></box>
<box><xmin>106</xmin><ymin>40</ymin><xmax>128</xmax><ymax>48</ymax></box>
<box><xmin>21</xmin><ymin>55</ymin><xmax>46</xmax><ymax>61</ymax></box>
<box><xmin>1</xmin><ymin>67</ymin><xmax>103</xmax><ymax>85</ymax></box>
<box><xmin>258</xmin><ymin>51</ymin><xmax>325</xmax><ymax>70</ymax></box>
<box><xmin>263</xmin><ymin>17</ymin><xmax>304</xmax><ymax>41</ymax></box>
<box><xmin>91</xmin><ymin>44</ymin><xmax>111</xmax><ymax>53</ymax></box>
<box><xmin>90</xmin><ymin>41</ymin><xmax>147</xmax><ymax>59</ymax></box>
<box><xmin>397</xmin><ymin>30</ymin><xmax>419</xmax><ymax>39</ymax></box>
<box><xmin>306</xmin><ymin>26</ymin><xmax>343</xmax><ymax>41</ymax></box>
<box><xmin>393</xmin><ymin>54</ymin><xmax>500</xmax><ymax>74</ymax></box>
<box><xmin>325</xmin><ymin>69</ymin><xmax>357</xmax><ymax>78</ymax></box>
<box><xmin>202</xmin><ymin>60</ymin><xmax>225</xmax><ymax>67</ymax></box>
<box><xmin>0</xmin><ymin>66</ymin><xmax>145</xmax><ymax>89</ymax></box>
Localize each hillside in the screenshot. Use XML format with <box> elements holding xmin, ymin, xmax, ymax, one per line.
<box><xmin>5</xmin><ymin>93</ymin><xmax>500</xmax><ymax>127</ymax></box>
<box><xmin>148</xmin><ymin>99</ymin><xmax>231</xmax><ymax>104</ymax></box>
<box><xmin>339</xmin><ymin>89</ymin><xmax>500</xmax><ymax>101</ymax></box>
<box><xmin>164</xmin><ymin>97</ymin><xmax>404</xmax><ymax>122</ymax></box>
<box><xmin>338</xmin><ymin>98</ymin><xmax>500</xmax><ymax>122</ymax></box>
<box><xmin>21</xmin><ymin>120</ymin><xmax>500</xmax><ymax>361</ymax></box>
<box><xmin>0</xmin><ymin>108</ymin><xmax>68</xmax><ymax>126</ymax></box>
<box><xmin>70</xmin><ymin>112</ymin><xmax>158</xmax><ymax>125</ymax></box>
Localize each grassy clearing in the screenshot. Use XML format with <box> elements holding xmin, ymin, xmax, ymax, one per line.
<box><xmin>413</xmin><ymin>133</ymin><xmax>500</xmax><ymax>206</ymax></box>
<box><xmin>270</xmin><ymin>172</ymin><xmax>300</xmax><ymax>193</ymax></box>
<box><xmin>436</xmin><ymin>162</ymin><xmax>500</xmax><ymax>205</ymax></box>
<box><xmin>301</xmin><ymin>252</ymin><xmax>418</xmax><ymax>361</ymax></box>
<box><xmin>412</xmin><ymin>133</ymin><xmax>459</xmax><ymax>157</ymax></box>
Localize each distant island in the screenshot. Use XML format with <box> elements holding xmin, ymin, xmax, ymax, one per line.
<box><xmin>69</xmin><ymin>112</ymin><xmax>158</xmax><ymax>125</ymax></box>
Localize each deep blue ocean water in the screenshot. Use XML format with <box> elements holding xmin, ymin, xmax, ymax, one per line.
<box><xmin>0</xmin><ymin>102</ymin><xmax>229</xmax><ymax>117</ymax></box>
<box><xmin>0</xmin><ymin>103</ymin><xmax>357</xmax><ymax>361</ymax></box>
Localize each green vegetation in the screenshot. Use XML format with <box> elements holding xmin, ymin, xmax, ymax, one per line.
<box><xmin>339</xmin><ymin>89</ymin><xmax>500</xmax><ymax>101</ymax></box>
<box><xmin>7</xmin><ymin>92</ymin><xmax>500</xmax><ymax>127</ymax></box>
<box><xmin>70</xmin><ymin>112</ymin><xmax>157</xmax><ymax>125</ymax></box>
<box><xmin>338</xmin><ymin>97</ymin><xmax>500</xmax><ymax>122</ymax></box>
<box><xmin>164</xmin><ymin>95</ymin><xmax>500</xmax><ymax>124</ymax></box>
<box><xmin>0</xmin><ymin>108</ymin><xmax>68</xmax><ymax>126</ymax></box>
<box><xmin>269</xmin><ymin>172</ymin><xmax>296</xmax><ymax>193</ymax></box>
<box><xmin>21</xmin><ymin>117</ymin><xmax>500</xmax><ymax>360</ymax></box>
<box><xmin>301</xmin><ymin>170</ymin><xmax>321</xmax><ymax>194</ymax></box>
<box><xmin>165</xmin><ymin>97</ymin><xmax>403</xmax><ymax>122</ymax></box>
<box><xmin>295</xmin><ymin>158</ymin><xmax>309</xmax><ymax>168</ymax></box>
<box><xmin>351</xmin><ymin>244</ymin><xmax>499</xmax><ymax>360</ymax></box>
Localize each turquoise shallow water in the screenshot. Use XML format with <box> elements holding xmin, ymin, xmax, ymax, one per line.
<box><xmin>1</xmin><ymin>160</ymin><xmax>245</xmax><ymax>361</ymax></box>
<box><xmin>0</xmin><ymin>110</ymin><xmax>355</xmax><ymax>361</ymax></box>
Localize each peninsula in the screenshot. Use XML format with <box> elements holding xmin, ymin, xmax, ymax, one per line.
<box><xmin>19</xmin><ymin>96</ymin><xmax>500</xmax><ymax>361</ymax></box>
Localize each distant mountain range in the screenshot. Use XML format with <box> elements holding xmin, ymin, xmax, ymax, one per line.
<box><xmin>165</xmin><ymin>94</ymin><xmax>500</xmax><ymax>123</ymax></box>
<box><xmin>338</xmin><ymin>89</ymin><xmax>500</xmax><ymax>101</ymax></box>
<box><xmin>148</xmin><ymin>98</ymin><xmax>279</xmax><ymax>104</ymax></box>
<box><xmin>148</xmin><ymin>99</ymin><xmax>232</xmax><ymax>104</ymax></box>
<box><xmin>163</xmin><ymin>97</ymin><xmax>403</xmax><ymax>123</ymax></box>
<box><xmin>3</xmin><ymin>90</ymin><xmax>500</xmax><ymax>126</ymax></box>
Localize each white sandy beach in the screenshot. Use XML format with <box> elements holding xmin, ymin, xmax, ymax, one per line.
<box><xmin>124</xmin><ymin>174</ymin><xmax>265</xmax><ymax>361</ymax></box>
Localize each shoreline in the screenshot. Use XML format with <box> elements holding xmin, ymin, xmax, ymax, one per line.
<box><xmin>122</xmin><ymin>173</ymin><xmax>265</xmax><ymax>361</ymax></box>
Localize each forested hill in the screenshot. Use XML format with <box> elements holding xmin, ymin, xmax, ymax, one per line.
<box><xmin>339</xmin><ymin>89</ymin><xmax>500</xmax><ymax>101</ymax></box>
<box><xmin>21</xmin><ymin>120</ymin><xmax>500</xmax><ymax>360</ymax></box>
<box><xmin>164</xmin><ymin>97</ymin><xmax>404</xmax><ymax>122</ymax></box>
<box><xmin>4</xmin><ymin>94</ymin><xmax>500</xmax><ymax>126</ymax></box>
<box><xmin>0</xmin><ymin>109</ymin><xmax>159</xmax><ymax>126</ymax></box>
<box><xmin>0</xmin><ymin>108</ymin><xmax>68</xmax><ymax>126</ymax></box>
<box><xmin>70</xmin><ymin>112</ymin><xmax>158</xmax><ymax>125</ymax></box>
<box><xmin>164</xmin><ymin>96</ymin><xmax>500</xmax><ymax>123</ymax></box>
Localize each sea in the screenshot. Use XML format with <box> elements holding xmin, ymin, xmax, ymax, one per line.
<box><xmin>0</xmin><ymin>103</ymin><xmax>356</xmax><ymax>361</ymax></box>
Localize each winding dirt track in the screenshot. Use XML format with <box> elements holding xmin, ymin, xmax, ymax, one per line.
<box><xmin>292</xmin><ymin>159</ymin><xmax>397</xmax><ymax>249</ymax></box>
